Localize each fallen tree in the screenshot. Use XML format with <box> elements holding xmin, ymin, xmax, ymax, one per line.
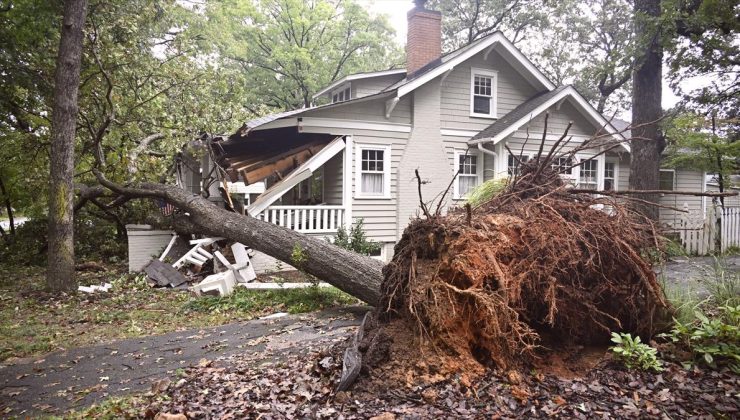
<box><xmin>93</xmin><ymin>170</ymin><xmax>384</xmax><ymax>305</ymax></box>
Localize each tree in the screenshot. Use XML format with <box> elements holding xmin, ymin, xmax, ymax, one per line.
<box><xmin>204</xmin><ymin>0</ymin><xmax>402</xmax><ymax>110</ymax></box>
<box><xmin>427</xmin><ymin>0</ymin><xmax>549</xmax><ymax>51</ymax></box>
<box><xmin>526</xmin><ymin>0</ymin><xmax>635</xmax><ymax>115</ymax></box>
<box><xmin>47</xmin><ymin>0</ymin><xmax>88</xmax><ymax>292</ymax></box>
<box><xmin>94</xmin><ymin>170</ymin><xmax>384</xmax><ymax>305</ymax></box>
<box><xmin>664</xmin><ymin>112</ymin><xmax>740</xmax><ymax>207</ymax></box>
<box><xmin>628</xmin><ymin>0</ymin><xmax>664</xmax><ymax>220</ymax></box>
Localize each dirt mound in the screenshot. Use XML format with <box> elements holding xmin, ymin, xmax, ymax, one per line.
<box><xmin>368</xmin><ymin>155</ymin><xmax>668</xmax><ymax>376</ymax></box>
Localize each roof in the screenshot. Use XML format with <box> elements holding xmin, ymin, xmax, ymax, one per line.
<box><xmin>311</xmin><ymin>69</ymin><xmax>406</xmax><ymax>100</ymax></box>
<box><xmin>468</xmin><ymin>85</ymin><xmax>629</xmax><ymax>152</ymax></box>
<box><xmin>383</xmin><ymin>32</ymin><xmax>555</xmax><ymax>99</ymax></box>
<box><xmin>241</xmin><ymin>90</ymin><xmax>394</xmax><ymax>133</ymax></box>
<box><xmin>470</xmin><ymin>86</ymin><xmax>569</xmax><ymax>141</ymax></box>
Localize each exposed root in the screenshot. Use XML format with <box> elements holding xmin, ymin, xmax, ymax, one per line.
<box><xmin>373</xmin><ymin>158</ymin><xmax>668</xmax><ymax>373</ymax></box>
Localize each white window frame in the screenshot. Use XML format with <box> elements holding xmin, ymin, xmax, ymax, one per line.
<box><xmin>331</xmin><ymin>83</ymin><xmax>351</xmax><ymax>103</ymax></box>
<box><xmin>603</xmin><ymin>157</ymin><xmax>619</xmax><ymax>191</ymax></box>
<box><xmin>506</xmin><ymin>152</ymin><xmax>531</xmax><ymax>176</ymax></box>
<box><xmin>453</xmin><ymin>150</ymin><xmax>484</xmax><ymax>200</ymax></box>
<box><xmin>659</xmin><ymin>169</ymin><xmax>676</xmax><ymax>191</ymax></box>
<box><xmin>469</xmin><ymin>67</ymin><xmax>497</xmax><ymax>119</ymax></box>
<box><xmin>355</xmin><ymin>144</ymin><xmax>391</xmax><ymax>199</ymax></box>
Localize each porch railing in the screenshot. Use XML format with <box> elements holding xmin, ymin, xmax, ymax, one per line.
<box><xmin>257</xmin><ymin>205</ymin><xmax>345</xmax><ymax>234</ymax></box>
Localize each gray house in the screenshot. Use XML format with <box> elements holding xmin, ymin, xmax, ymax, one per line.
<box><xmin>206</xmin><ymin>3</ymin><xmax>706</xmax><ymax>267</ymax></box>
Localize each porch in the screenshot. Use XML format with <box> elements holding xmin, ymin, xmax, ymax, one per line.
<box><xmin>212</xmin><ymin>129</ymin><xmax>353</xmax><ymax>235</ymax></box>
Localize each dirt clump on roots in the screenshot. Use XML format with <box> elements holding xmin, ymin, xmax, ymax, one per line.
<box><xmin>358</xmin><ymin>156</ymin><xmax>669</xmax><ymax>387</ymax></box>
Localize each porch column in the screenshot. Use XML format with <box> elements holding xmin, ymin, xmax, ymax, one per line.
<box><xmin>343</xmin><ymin>135</ymin><xmax>353</xmax><ymax>228</ymax></box>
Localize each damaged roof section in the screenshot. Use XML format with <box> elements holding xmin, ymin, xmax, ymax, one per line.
<box><xmin>213</xmin><ymin>129</ymin><xmax>337</xmax><ymax>185</ymax></box>
<box><xmin>211</xmin><ymin>129</ymin><xmax>345</xmax><ymax>216</ymax></box>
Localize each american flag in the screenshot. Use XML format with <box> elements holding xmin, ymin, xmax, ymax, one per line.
<box><xmin>158</xmin><ymin>199</ymin><xmax>176</xmax><ymax>216</ymax></box>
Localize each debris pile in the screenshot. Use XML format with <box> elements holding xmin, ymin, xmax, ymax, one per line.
<box><xmin>359</xmin><ymin>146</ymin><xmax>669</xmax><ymax>383</ymax></box>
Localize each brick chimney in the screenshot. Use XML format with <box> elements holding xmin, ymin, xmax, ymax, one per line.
<box><xmin>406</xmin><ymin>0</ymin><xmax>441</xmax><ymax>75</ymax></box>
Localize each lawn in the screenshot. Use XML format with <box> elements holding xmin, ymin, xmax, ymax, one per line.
<box><xmin>0</xmin><ymin>264</ymin><xmax>360</xmax><ymax>362</ymax></box>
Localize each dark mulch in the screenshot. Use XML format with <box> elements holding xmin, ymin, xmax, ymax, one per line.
<box><xmin>146</xmin><ymin>345</ymin><xmax>739</xmax><ymax>419</ymax></box>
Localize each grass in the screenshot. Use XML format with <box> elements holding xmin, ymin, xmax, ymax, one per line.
<box><xmin>0</xmin><ymin>265</ymin><xmax>361</xmax><ymax>362</ymax></box>
<box><xmin>662</xmin><ymin>257</ymin><xmax>740</xmax><ymax>325</ymax></box>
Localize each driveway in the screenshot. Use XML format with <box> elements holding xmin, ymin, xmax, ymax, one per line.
<box><xmin>0</xmin><ymin>306</ymin><xmax>368</xmax><ymax>417</ymax></box>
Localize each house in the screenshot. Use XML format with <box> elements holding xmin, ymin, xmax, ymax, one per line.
<box><xmin>197</xmin><ymin>2</ymin><xmax>707</xmax><ymax>270</ymax></box>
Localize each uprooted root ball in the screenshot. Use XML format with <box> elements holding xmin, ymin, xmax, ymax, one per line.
<box><xmin>376</xmin><ymin>162</ymin><xmax>668</xmax><ymax>371</ymax></box>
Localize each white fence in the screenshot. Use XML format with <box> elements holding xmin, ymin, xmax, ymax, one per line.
<box><xmin>257</xmin><ymin>205</ymin><xmax>345</xmax><ymax>234</ymax></box>
<box><xmin>676</xmin><ymin>204</ymin><xmax>740</xmax><ymax>255</ymax></box>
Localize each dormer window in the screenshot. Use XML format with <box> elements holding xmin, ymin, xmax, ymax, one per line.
<box><xmin>331</xmin><ymin>84</ymin><xmax>351</xmax><ymax>103</ymax></box>
<box><xmin>470</xmin><ymin>68</ymin><xmax>497</xmax><ymax>118</ymax></box>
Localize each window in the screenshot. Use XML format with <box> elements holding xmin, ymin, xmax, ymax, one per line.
<box><xmin>507</xmin><ymin>154</ymin><xmax>530</xmax><ymax>176</ymax></box>
<box><xmin>659</xmin><ymin>170</ymin><xmax>675</xmax><ymax>191</ymax></box>
<box><xmin>356</xmin><ymin>145</ymin><xmax>390</xmax><ymax>198</ymax></box>
<box><xmin>550</xmin><ymin>156</ymin><xmax>573</xmax><ymax>175</ymax></box>
<box><xmin>578</xmin><ymin>159</ymin><xmax>599</xmax><ymax>190</ymax></box>
<box><xmin>454</xmin><ymin>152</ymin><xmax>482</xmax><ymax>199</ymax></box>
<box><xmin>470</xmin><ymin>68</ymin><xmax>497</xmax><ymax>118</ymax></box>
<box><xmin>603</xmin><ymin>161</ymin><xmax>616</xmax><ymax>191</ymax></box>
<box><xmin>331</xmin><ymin>84</ymin><xmax>351</xmax><ymax>103</ymax></box>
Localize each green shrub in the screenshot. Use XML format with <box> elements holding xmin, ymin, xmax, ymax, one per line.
<box><xmin>609</xmin><ymin>332</ymin><xmax>663</xmax><ymax>372</ymax></box>
<box><xmin>664</xmin><ymin>305</ymin><xmax>740</xmax><ymax>372</ymax></box>
<box><xmin>330</xmin><ymin>219</ymin><xmax>380</xmax><ymax>256</ymax></box>
<box><xmin>465</xmin><ymin>178</ymin><xmax>507</xmax><ymax>208</ymax></box>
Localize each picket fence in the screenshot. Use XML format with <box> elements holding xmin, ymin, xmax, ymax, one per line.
<box><xmin>676</xmin><ymin>203</ymin><xmax>740</xmax><ymax>255</ymax></box>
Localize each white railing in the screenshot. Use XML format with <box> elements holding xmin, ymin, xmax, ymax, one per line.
<box><xmin>676</xmin><ymin>203</ymin><xmax>740</xmax><ymax>255</ymax></box>
<box><xmin>257</xmin><ymin>205</ymin><xmax>345</xmax><ymax>234</ymax></box>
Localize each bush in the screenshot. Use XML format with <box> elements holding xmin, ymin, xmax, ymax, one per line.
<box><xmin>465</xmin><ymin>178</ymin><xmax>507</xmax><ymax>208</ymax></box>
<box><xmin>610</xmin><ymin>332</ymin><xmax>663</xmax><ymax>372</ymax></box>
<box><xmin>330</xmin><ymin>219</ymin><xmax>380</xmax><ymax>256</ymax></box>
<box><xmin>664</xmin><ymin>305</ymin><xmax>740</xmax><ymax>372</ymax></box>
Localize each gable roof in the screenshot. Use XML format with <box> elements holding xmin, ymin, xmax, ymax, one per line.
<box><xmin>311</xmin><ymin>69</ymin><xmax>406</xmax><ymax>100</ymax></box>
<box><xmin>470</xmin><ymin>86</ymin><xmax>569</xmax><ymax>142</ymax></box>
<box><xmin>468</xmin><ymin>85</ymin><xmax>629</xmax><ymax>152</ymax></box>
<box><xmin>384</xmin><ymin>31</ymin><xmax>555</xmax><ymax>99</ymax></box>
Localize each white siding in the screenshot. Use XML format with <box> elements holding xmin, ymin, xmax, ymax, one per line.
<box><xmin>660</xmin><ymin>169</ymin><xmax>705</xmax><ymax>227</ymax></box>
<box><xmin>126</xmin><ymin>228</ymin><xmax>174</xmax><ymax>272</ymax></box>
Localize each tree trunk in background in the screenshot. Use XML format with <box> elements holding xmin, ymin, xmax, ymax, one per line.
<box><xmin>47</xmin><ymin>0</ymin><xmax>88</xmax><ymax>293</ymax></box>
<box><xmin>0</xmin><ymin>175</ymin><xmax>15</xmax><ymax>237</ymax></box>
<box><xmin>628</xmin><ymin>0</ymin><xmax>664</xmax><ymax>221</ymax></box>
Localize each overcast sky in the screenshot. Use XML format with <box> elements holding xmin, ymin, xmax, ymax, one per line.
<box><xmin>357</xmin><ymin>0</ymin><xmax>690</xmax><ymax>116</ymax></box>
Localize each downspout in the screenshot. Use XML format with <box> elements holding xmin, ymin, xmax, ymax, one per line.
<box><xmin>477</xmin><ymin>142</ymin><xmax>497</xmax><ymax>159</ymax></box>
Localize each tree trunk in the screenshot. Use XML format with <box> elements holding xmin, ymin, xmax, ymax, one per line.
<box><xmin>95</xmin><ymin>173</ymin><xmax>384</xmax><ymax>305</ymax></box>
<box><xmin>628</xmin><ymin>0</ymin><xmax>664</xmax><ymax>221</ymax></box>
<box><xmin>47</xmin><ymin>0</ymin><xmax>88</xmax><ymax>293</ymax></box>
<box><xmin>0</xmin><ymin>175</ymin><xmax>15</xmax><ymax>237</ymax></box>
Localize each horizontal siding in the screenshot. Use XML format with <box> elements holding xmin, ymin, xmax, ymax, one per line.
<box><xmin>323</xmin><ymin>153</ymin><xmax>343</xmax><ymax>205</ymax></box>
<box><xmin>348</xmin><ymin>129</ymin><xmax>410</xmax><ymax>243</ymax></box>
<box><xmin>127</xmin><ymin>231</ymin><xmax>174</xmax><ymax>272</ymax></box>
<box><xmin>615</xmin><ymin>161</ymin><xmax>706</xmax><ymax>227</ymax></box>
<box><xmin>353</xmin><ymin>74</ymin><xmax>405</xmax><ymax>98</ymax></box>
<box><xmin>660</xmin><ymin>169</ymin><xmax>705</xmax><ymax>227</ymax></box>
<box><xmin>517</xmin><ymin>101</ymin><xmax>601</xmax><ymax>139</ymax></box>
<box><xmin>707</xmin><ymin>184</ymin><xmax>740</xmax><ymax>208</ymax></box>
<box><xmin>307</xmin><ymin>95</ymin><xmax>411</xmax><ymax>124</ymax></box>
<box><xmin>440</xmin><ymin>49</ymin><xmax>537</xmax><ymax>132</ymax></box>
